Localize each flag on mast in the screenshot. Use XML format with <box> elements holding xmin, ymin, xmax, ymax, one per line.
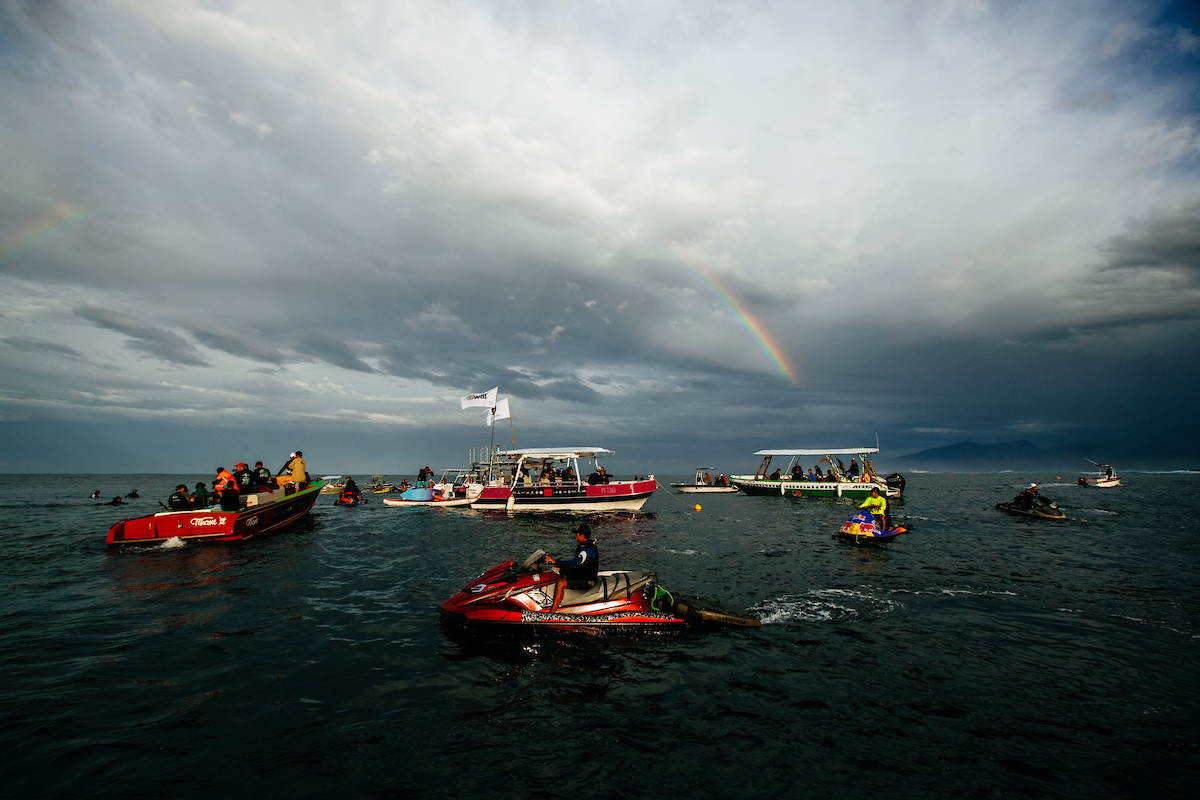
<box><xmin>460</xmin><ymin>387</ymin><xmax>497</xmax><ymax>409</ymax></box>
<box><xmin>483</xmin><ymin>398</ymin><xmax>510</xmax><ymax>427</ymax></box>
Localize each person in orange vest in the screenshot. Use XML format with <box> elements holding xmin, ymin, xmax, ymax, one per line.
<box><xmin>214</xmin><ymin>466</ymin><xmax>240</xmax><ymax>511</ymax></box>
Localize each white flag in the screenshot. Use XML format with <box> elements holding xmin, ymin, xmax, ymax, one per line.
<box><xmin>461</xmin><ymin>387</ymin><xmax>497</xmax><ymax>409</ymax></box>
<box><xmin>482</xmin><ymin>397</ymin><xmax>511</xmax><ymax>427</ymax></box>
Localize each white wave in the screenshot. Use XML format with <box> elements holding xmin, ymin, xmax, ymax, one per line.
<box><xmin>160</xmin><ymin>536</ymin><xmax>186</xmax><ymax>549</ymax></box>
<box><xmin>754</xmin><ymin>587</ymin><xmax>900</xmax><ymax>624</ymax></box>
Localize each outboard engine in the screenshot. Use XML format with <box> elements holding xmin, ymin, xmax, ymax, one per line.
<box><xmin>884</xmin><ymin>472</ymin><xmax>906</xmax><ymax>498</ymax></box>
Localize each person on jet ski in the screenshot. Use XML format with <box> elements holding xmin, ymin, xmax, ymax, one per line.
<box><xmin>859</xmin><ymin>487</ymin><xmax>888</xmax><ymax>531</ymax></box>
<box><xmin>340</xmin><ymin>476</ymin><xmax>364</xmax><ymax>504</ymax></box>
<box><xmin>546</xmin><ymin>522</ymin><xmax>599</xmax><ymax>611</ymax></box>
<box><xmin>1013</xmin><ymin>483</ymin><xmax>1047</xmax><ymax>511</ymax></box>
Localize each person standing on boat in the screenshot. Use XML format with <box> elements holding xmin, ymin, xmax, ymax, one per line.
<box><xmin>546</xmin><ymin>522</ymin><xmax>599</xmax><ymax>612</ymax></box>
<box><xmin>849</xmin><ymin>459</ymin><xmax>859</xmax><ymax>478</ymax></box>
<box><xmin>859</xmin><ymin>487</ymin><xmax>888</xmax><ymax>531</ymax></box>
<box><xmin>276</xmin><ymin>451</ymin><xmax>306</xmax><ymax>490</ymax></box>
<box><xmin>168</xmin><ymin>484</ymin><xmax>191</xmax><ymax>510</ymax></box>
<box><xmin>791</xmin><ymin>464</ymin><xmax>803</xmax><ymax>479</ymax></box>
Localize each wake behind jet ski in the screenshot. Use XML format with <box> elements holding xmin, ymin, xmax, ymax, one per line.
<box><xmin>438</xmin><ymin>549</ymin><xmax>761</xmax><ymax>636</ymax></box>
<box><xmin>995</xmin><ymin>483</ymin><xmax>1066</xmax><ymax>520</ymax></box>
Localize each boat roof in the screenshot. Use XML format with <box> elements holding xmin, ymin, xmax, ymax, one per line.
<box><xmin>753</xmin><ymin>448</ymin><xmax>878</xmax><ymax>456</ymax></box>
<box><xmin>694</xmin><ymin>467</ymin><xmax>715</xmax><ymax>470</ymax></box>
<box><xmin>1084</xmin><ymin>459</ymin><xmax>1114</xmax><ymax>467</ymax></box>
<box><xmin>497</xmin><ymin>447</ymin><xmax>614</xmax><ymax>459</ymax></box>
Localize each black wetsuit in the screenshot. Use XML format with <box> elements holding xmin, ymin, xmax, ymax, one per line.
<box><xmin>168</xmin><ymin>490</ymin><xmax>191</xmax><ymax>510</ymax></box>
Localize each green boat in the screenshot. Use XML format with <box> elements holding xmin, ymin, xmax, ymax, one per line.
<box><xmin>730</xmin><ymin>447</ymin><xmax>904</xmax><ymax>499</ymax></box>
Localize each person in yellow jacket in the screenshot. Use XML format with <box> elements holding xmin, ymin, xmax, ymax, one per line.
<box><xmin>858</xmin><ymin>487</ymin><xmax>888</xmax><ymax>531</ymax></box>
<box><xmin>276</xmin><ymin>450</ymin><xmax>307</xmax><ymax>490</ymax></box>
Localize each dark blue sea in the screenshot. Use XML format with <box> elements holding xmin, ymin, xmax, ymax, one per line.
<box><xmin>1</xmin><ymin>473</ymin><xmax>1197</xmax><ymax>799</ymax></box>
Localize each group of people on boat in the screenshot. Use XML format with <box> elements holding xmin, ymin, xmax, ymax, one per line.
<box><xmin>164</xmin><ymin>451</ymin><xmax>309</xmax><ymax>512</ymax></box>
<box><xmin>511</xmin><ymin>461</ymin><xmax>582</xmax><ymax>485</ymax></box>
<box><xmin>696</xmin><ymin>472</ymin><xmax>730</xmax><ymax>486</ymax></box>
<box><xmin>768</xmin><ymin>459</ymin><xmax>858</xmax><ymax>482</ymax></box>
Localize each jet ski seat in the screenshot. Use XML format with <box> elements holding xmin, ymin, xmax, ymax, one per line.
<box><xmin>562</xmin><ymin>570</ymin><xmax>654</xmax><ymax>606</ymax></box>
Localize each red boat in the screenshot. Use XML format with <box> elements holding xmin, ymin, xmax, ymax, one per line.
<box><xmin>438</xmin><ymin>550</ymin><xmax>761</xmax><ymax>635</ymax></box>
<box><xmin>105</xmin><ymin>480</ymin><xmax>324</xmax><ymax>545</ymax></box>
<box><xmin>466</xmin><ymin>447</ymin><xmax>656</xmax><ymax>512</ymax></box>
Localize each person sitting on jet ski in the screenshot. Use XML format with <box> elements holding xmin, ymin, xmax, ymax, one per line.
<box><xmin>1013</xmin><ymin>483</ymin><xmax>1047</xmax><ymax>511</ymax></box>
<box><xmin>546</xmin><ymin>522</ymin><xmax>599</xmax><ymax>611</ymax></box>
<box><xmin>859</xmin><ymin>487</ymin><xmax>888</xmax><ymax>531</ymax></box>
<box><xmin>340</xmin><ymin>476</ymin><xmax>364</xmax><ymax>504</ymax></box>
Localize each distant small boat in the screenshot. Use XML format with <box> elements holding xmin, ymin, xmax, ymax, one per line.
<box><xmin>469</xmin><ymin>447</ymin><xmax>656</xmax><ymax>512</ymax></box>
<box><xmin>383</xmin><ymin>496</ymin><xmax>471</xmax><ymax>508</ymax></box>
<box><xmin>671</xmin><ymin>467</ymin><xmax>739</xmax><ymax>494</ymax></box>
<box><xmin>1078</xmin><ymin>460</ymin><xmax>1120</xmax><ymax>488</ymax></box>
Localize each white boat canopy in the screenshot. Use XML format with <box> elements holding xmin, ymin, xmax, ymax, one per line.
<box><xmin>753</xmin><ymin>448</ymin><xmax>878</xmax><ymax>456</ymax></box>
<box><xmin>496</xmin><ymin>447</ymin><xmax>614</xmax><ymax>459</ymax></box>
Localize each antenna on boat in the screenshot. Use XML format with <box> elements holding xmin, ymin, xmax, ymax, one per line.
<box><xmin>875</xmin><ymin>432</ymin><xmax>880</xmax><ymax>451</ymax></box>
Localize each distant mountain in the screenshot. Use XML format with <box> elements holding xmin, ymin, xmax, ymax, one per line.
<box><xmin>878</xmin><ymin>437</ymin><xmax>1200</xmax><ymax>473</ymax></box>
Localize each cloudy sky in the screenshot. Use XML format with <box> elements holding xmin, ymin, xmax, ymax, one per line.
<box><xmin>1</xmin><ymin>0</ymin><xmax>1198</xmax><ymax>474</ymax></box>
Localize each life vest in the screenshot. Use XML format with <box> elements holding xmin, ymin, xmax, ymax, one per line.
<box><xmin>215</xmin><ymin>470</ymin><xmax>236</xmax><ymax>492</ymax></box>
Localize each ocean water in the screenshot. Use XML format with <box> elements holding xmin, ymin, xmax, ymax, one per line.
<box><xmin>1</xmin><ymin>472</ymin><xmax>1196</xmax><ymax>799</ymax></box>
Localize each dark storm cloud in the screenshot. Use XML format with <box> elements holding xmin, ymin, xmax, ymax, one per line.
<box><xmin>74</xmin><ymin>306</ymin><xmax>210</xmax><ymax>367</ymax></box>
<box><xmin>191</xmin><ymin>329</ymin><xmax>287</xmax><ymax>366</ymax></box>
<box><xmin>377</xmin><ymin>350</ymin><xmax>603</xmax><ymax>403</ymax></box>
<box><xmin>294</xmin><ymin>335</ymin><xmax>375</xmax><ymax>374</ymax></box>
<box><xmin>1100</xmin><ymin>200</ymin><xmax>1200</xmax><ymax>279</ymax></box>
<box><xmin>1</xmin><ymin>1</ymin><xmax>1199</xmax><ymax>471</ymax></box>
<box><xmin>1</xmin><ymin>336</ymin><xmax>84</xmax><ymax>360</ymax></box>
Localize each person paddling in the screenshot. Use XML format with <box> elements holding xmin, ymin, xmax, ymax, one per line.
<box><xmin>546</xmin><ymin>522</ymin><xmax>599</xmax><ymax>612</ymax></box>
<box><xmin>859</xmin><ymin>487</ymin><xmax>888</xmax><ymax>531</ymax></box>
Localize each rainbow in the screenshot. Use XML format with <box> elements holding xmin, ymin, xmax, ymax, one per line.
<box><xmin>0</xmin><ymin>203</ymin><xmax>84</xmax><ymax>265</ymax></box>
<box><xmin>677</xmin><ymin>262</ymin><xmax>799</xmax><ymax>384</ymax></box>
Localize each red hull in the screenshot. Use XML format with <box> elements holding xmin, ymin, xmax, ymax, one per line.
<box><xmin>471</xmin><ymin>478</ymin><xmax>656</xmax><ymax>512</ymax></box>
<box><xmin>439</xmin><ymin>555</ymin><xmax>760</xmax><ymax>635</ymax></box>
<box><xmin>106</xmin><ymin>481</ymin><xmax>323</xmax><ymax>545</ymax></box>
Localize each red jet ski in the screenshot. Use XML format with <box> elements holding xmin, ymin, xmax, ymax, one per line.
<box><xmin>439</xmin><ymin>550</ymin><xmax>761</xmax><ymax>635</ymax></box>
